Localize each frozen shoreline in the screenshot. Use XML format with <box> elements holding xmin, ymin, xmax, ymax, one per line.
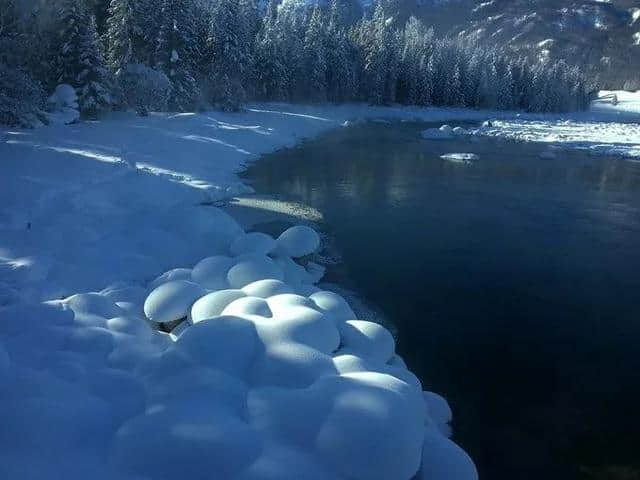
<box><xmin>1</xmin><ymin>96</ymin><xmax>638</xmax><ymax>480</ymax></box>
<box><xmin>1</xmin><ymin>102</ymin><xmax>491</xmax><ymax>480</ymax></box>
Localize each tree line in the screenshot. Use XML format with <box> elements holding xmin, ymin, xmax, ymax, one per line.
<box><xmin>0</xmin><ymin>0</ymin><xmax>592</xmax><ymax>127</ymax></box>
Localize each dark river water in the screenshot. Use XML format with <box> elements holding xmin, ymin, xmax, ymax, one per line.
<box><xmin>243</xmin><ymin>121</ymin><xmax>640</xmax><ymax>480</ymax></box>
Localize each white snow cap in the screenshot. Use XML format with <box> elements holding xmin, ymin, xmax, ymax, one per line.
<box><xmin>231</xmin><ymin>232</ymin><xmax>277</xmax><ymax>256</ymax></box>
<box><xmin>422</xmin><ymin>124</ymin><xmax>455</xmax><ymax>140</ymax></box>
<box><xmin>143</xmin><ymin>280</ymin><xmax>205</xmax><ymax>323</ymax></box>
<box><xmin>275</xmin><ymin>225</ymin><xmax>321</xmax><ymax>257</ymax></box>
<box><xmin>191</xmin><ymin>256</ymin><xmax>235</xmax><ymax>290</ymax></box>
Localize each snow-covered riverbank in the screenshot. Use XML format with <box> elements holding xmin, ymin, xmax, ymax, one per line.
<box><xmin>1</xmin><ymin>97</ymin><xmax>638</xmax><ymax>480</ymax></box>
<box><xmin>1</xmin><ymin>103</ymin><xmax>492</xmax><ymax>480</ymax></box>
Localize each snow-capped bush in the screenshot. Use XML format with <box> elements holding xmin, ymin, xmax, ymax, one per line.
<box><xmin>118</xmin><ymin>64</ymin><xmax>172</xmax><ymax>116</ymax></box>
<box><xmin>0</xmin><ymin>64</ymin><xmax>47</xmax><ymax>127</ymax></box>
<box><xmin>47</xmin><ymin>84</ymin><xmax>80</xmax><ymax>125</ymax></box>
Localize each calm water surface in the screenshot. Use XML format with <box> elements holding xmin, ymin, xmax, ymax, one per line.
<box><xmin>244</xmin><ymin>121</ymin><xmax>640</xmax><ymax>480</ymax></box>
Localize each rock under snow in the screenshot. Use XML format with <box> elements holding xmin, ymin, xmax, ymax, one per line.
<box><xmin>143</xmin><ymin>280</ymin><xmax>205</xmax><ymax>323</ymax></box>
<box><xmin>190</xmin><ymin>289</ymin><xmax>247</xmax><ymax>323</ymax></box>
<box><xmin>191</xmin><ymin>256</ymin><xmax>235</xmax><ymax>290</ymax></box>
<box><xmin>227</xmin><ymin>255</ymin><xmax>284</xmax><ymax>289</ymax></box>
<box><xmin>421</xmin><ymin>124</ymin><xmax>454</xmax><ymax>140</ymax></box>
<box><xmin>242</xmin><ymin>279</ymin><xmax>295</xmax><ymax>298</ymax></box>
<box><xmin>230</xmin><ymin>232</ymin><xmax>277</xmax><ymax>256</ymax></box>
<box><xmin>275</xmin><ymin>226</ymin><xmax>321</xmax><ymax>258</ymax></box>
<box><xmin>337</xmin><ymin>320</ymin><xmax>396</xmax><ymax>363</ymax></box>
<box><xmin>310</xmin><ymin>291</ymin><xmax>357</xmax><ymax>323</ymax></box>
<box><xmin>419</xmin><ymin>429</ymin><xmax>478</xmax><ymax>480</ymax></box>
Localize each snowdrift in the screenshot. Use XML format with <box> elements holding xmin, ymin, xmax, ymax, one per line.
<box><xmin>0</xmin><ymin>224</ymin><xmax>477</xmax><ymax>480</ymax></box>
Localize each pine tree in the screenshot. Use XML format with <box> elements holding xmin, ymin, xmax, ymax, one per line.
<box><xmin>0</xmin><ymin>0</ymin><xmax>47</xmax><ymax>127</ymax></box>
<box><xmin>206</xmin><ymin>0</ymin><xmax>248</xmax><ymax>110</ymax></box>
<box><xmin>77</xmin><ymin>16</ymin><xmax>113</xmax><ymax>117</ymax></box>
<box><xmin>449</xmin><ymin>64</ymin><xmax>465</xmax><ymax>107</ymax></box>
<box><xmin>56</xmin><ymin>0</ymin><xmax>112</xmax><ymax>117</ymax></box>
<box><xmin>254</xmin><ymin>0</ymin><xmax>289</xmax><ymax>101</ymax></box>
<box><xmin>416</xmin><ymin>53</ymin><xmax>432</xmax><ymax>106</ymax></box>
<box><xmin>105</xmin><ymin>0</ymin><xmax>134</xmax><ymax>73</ymax></box>
<box><xmin>155</xmin><ymin>0</ymin><xmax>200</xmax><ymax>111</ymax></box>
<box><xmin>302</xmin><ymin>5</ymin><xmax>327</xmax><ymax>102</ymax></box>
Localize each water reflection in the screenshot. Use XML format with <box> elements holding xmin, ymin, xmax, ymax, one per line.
<box><xmin>244</xmin><ymin>121</ymin><xmax>640</xmax><ymax>480</ymax></box>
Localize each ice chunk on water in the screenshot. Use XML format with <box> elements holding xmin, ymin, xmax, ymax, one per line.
<box><xmin>440</xmin><ymin>153</ymin><xmax>479</xmax><ymax>164</ymax></box>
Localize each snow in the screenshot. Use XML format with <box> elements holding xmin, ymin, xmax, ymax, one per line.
<box><xmin>47</xmin><ymin>84</ymin><xmax>80</xmax><ymax>125</ymax></box>
<box><xmin>422</xmin><ymin>124</ymin><xmax>455</xmax><ymax>139</ymax></box>
<box><xmin>7</xmin><ymin>96</ymin><xmax>636</xmax><ymax>480</ymax></box>
<box><xmin>440</xmin><ymin>153</ymin><xmax>480</xmax><ymax>164</ymax></box>
<box><xmin>457</xmin><ymin>91</ymin><xmax>640</xmax><ymax>159</ymax></box>
<box><xmin>275</xmin><ymin>225</ymin><xmax>320</xmax><ymax>257</ymax></box>
<box><xmin>143</xmin><ymin>280</ymin><xmax>206</xmax><ymax>323</ymax></box>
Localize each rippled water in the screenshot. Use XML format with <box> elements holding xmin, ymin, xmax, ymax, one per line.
<box><xmin>244</xmin><ymin>121</ymin><xmax>640</xmax><ymax>480</ymax></box>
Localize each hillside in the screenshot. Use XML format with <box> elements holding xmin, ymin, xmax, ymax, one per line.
<box><xmin>399</xmin><ymin>0</ymin><xmax>640</xmax><ymax>88</ymax></box>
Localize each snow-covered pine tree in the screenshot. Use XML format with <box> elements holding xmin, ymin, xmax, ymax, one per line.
<box><xmin>494</xmin><ymin>56</ymin><xmax>514</xmax><ymax>110</ymax></box>
<box><xmin>56</xmin><ymin>0</ymin><xmax>113</xmax><ymax>117</ymax></box>
<box><xmin>0</xmin><ymin>0</ymin><xmax>47</xmax><ymax>127</ymax></box>
<box><xmin>155</xmin><ymin>0</ymin><xmax>200</xmax><ymax>111</ymax></box>
<box><xmin>105</xmin><ymin>0</ymin><xmax>134</xmax><ymax>73</ymax></box>
<box><xmin>464</xmin><ymin>50</ymin><xmax>482</xmax><ymax>108</ymax></box>
<box><xmin>302</xmin><ymin>5</ymin><xmax>328</xmax><ymax>102</ymax></box>
<box><xmin>359</xmin><ymin>1</ymin><xmax>398</xmax><ymax>105</ymax></box>
<box><xmin>449</xmin><ymin>64</ymin><xmax>465</xmax><ymax>107</ymax></box>
<box><xmin>416</xmin><ymin>53</ymin><xmax>432</xmax><ymax>106</ymax></box>
<box><xmin>254</xmin><ymin>0</ymin><xmax>289</xmax><ymax>101</ymax></box>
<box><xmin>105</xmin><ymin>0</ymin><xmax>160</xmax><ymax>71</ymax></box>
<box><xmin>238</xmin><ymin>0</ymin><xmax>260</xmax><ymax>99</ymax></box>
<box><xmin>326</xmin><ymin>26</ymin><xmax>356</xmax><ymax>103</ymax></box>
<box><xmin>206</xmin><ymin>0</ymin><xmax>247</xmax><ymax>111</ymax></box>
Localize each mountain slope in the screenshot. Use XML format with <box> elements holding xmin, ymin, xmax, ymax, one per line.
<box><xmin>407</xmin><ymin>0</ymin><xmax>640</xmax><ymax>88</ymax></box>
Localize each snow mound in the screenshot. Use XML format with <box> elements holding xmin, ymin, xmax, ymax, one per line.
<box><xmin>47</xmin><ymin>84</ymin><xmax>80</xmax><ymax>125</ymax></box>
<box><xmin>144</xmin><ymin>280</ymin><xmax>205</xmax><ymax>323</ymax></box>
<box><xmin>192</xmin><ymin>256</ymin><xmax>235</xmax><ymax>290</ymax></box>
<box><xmin>0</xmin><ymin>222</ymin><xmax>477</xmax><ymax>480</ymax></box>
<box><xmin>227</xmin><ymin>255</ymin><xmax>284</xmax><ymax>288</ymax></box>
<box><xmin>422</xmin><ymin>124</ymin><xmax>454</xmax><ymax>140</ymax></box>
<box><xmin>231</xmin><ymin>232</ymin><xmax>277</xmax><ymax>256</ymax></box>
<box><xmin>191</xmin><ymin>289</ymin><xmax>247</xmax><ymax>323</ymax></box>
<box><xmin>275</xmin><ymin>225</ymin><xmax>321</xmax><ymax>257</ymax></box>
